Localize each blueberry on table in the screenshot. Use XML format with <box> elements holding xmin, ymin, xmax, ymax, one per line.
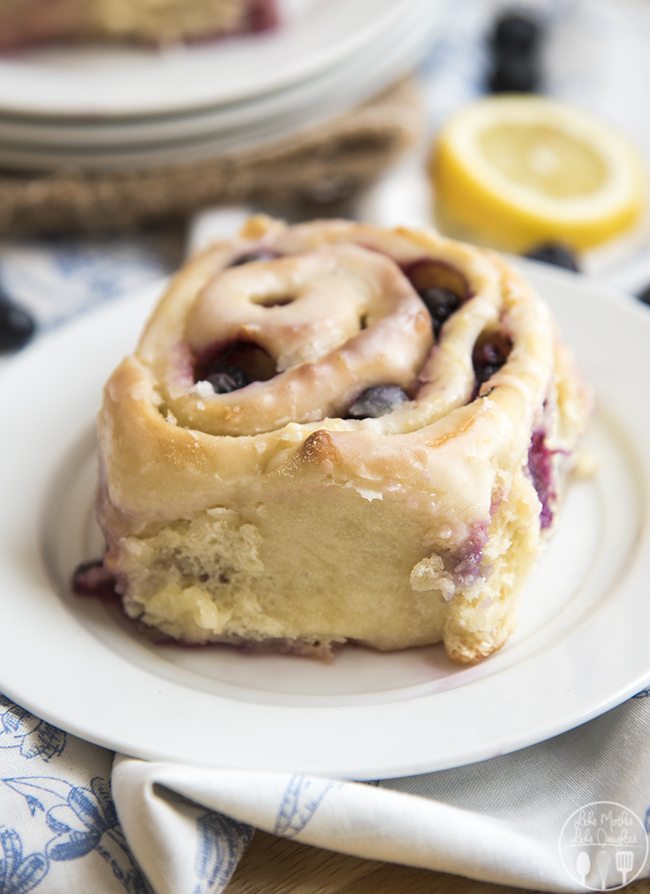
<box><xmin>636</xmin><ymin>284</ymin><xmax>650</xmax><ymax>308</ymax></box>
<box><xmin>524</xmin><ymin>242</ymin><xmax>580</xmax><ymax>272</ymax></box>
<box><xmin>418</xmin><ymin>287</ymin><xmax>461</xmax><ymax>336</ymax></box>
<box><xmin>0</xmin><ymin>297</ymin><xmax>36</xmax><ymax>352</ymax></box>
<box><xmin>206</xmin><ymin>366</ymin><xmax>251</xmax><ymax>393</ymax></box>
<box><xmin>487</xmin><ymin>54</ymin><xmax>540</xmax><ymax>93</ymax></box>
<box><xmin>491</xmin><ymin>11</ymin><xmax>542</xmax><ymax>55</ymax></box>
<box><xmin>347</xmin><ymin>385</ymin><xmax>409</xmax><ymax>419</ymax></box>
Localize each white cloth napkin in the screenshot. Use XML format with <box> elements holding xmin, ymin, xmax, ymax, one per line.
<box><xmin>2</xmin><ymin>2</ymin><xmax>650</xmax><ymax>893</ymax></box>
<box><xmin>1</xmin><ymin>693</ymin><xmax>649</xmax><ymax>893</ymax></box>
<box><xmin>111</xmin><ymin>693</ymin><xmax>650</xmax><ymax>893</ymax></box>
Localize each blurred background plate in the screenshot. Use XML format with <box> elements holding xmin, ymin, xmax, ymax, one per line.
<box><xmin>0</xmin><ymin>0</ymin><xmax>438</xmax><ymax>171</ymax></box>
<box><xmin>0</xmin><ymin>0</ymin><xmax>432</xmax><ymax>141</ymax></box>
<box><xmin>0</xmin><ymin>0</ymin><xmax>423</xmax><ymax>118</ymax></box>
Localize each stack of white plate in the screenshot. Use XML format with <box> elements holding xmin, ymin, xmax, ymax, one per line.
<box><xmin>0</xmin><ymin>0</ymin><xmax>445</xmax><ymax>173</ymax></box>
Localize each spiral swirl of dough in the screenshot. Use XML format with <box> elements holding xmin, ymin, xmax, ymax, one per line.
<box><xmin>103</xmin><ymin>216</ymin><xmax>588</xmax><ymax>531</ymax></box>
<box><xmin>135</xmin><ymin>216</ymin><xmax>552</xmax><ymax>441</ymax></box>
<box><xmin>157</xmin><ymin>243</ymin><xmax>430</xmax><ymax>436</ymax></box>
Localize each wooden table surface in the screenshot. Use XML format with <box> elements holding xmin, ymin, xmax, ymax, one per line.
<box><xmin>229</xmin><ymin>832</ymin><xmax>650</xmax><ymax>893</ymax></box>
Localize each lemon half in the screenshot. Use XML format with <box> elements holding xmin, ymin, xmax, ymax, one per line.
<box><xmin>432</xmin><ymin>96</ymin><xmax>646</xmax><ymax>252</ymax></box>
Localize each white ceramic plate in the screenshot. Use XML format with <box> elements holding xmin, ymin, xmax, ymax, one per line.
<box><xmin>0</xmin><ymin>262</ymin><xmax>649</xmax><ymax>779</ymax></box>
<box><xmin>0</xmin><ymin>0</ymin><xmax>420</xmax><ymax>118</ymax></box>
<box><xmin>0</xmin><ymin>0</ymin><xmax>437</xmax><ymax>171</ymax></box>
<box><xmin>0</xmin><ymin>0</ymin><xmax>438</xmax><ymax>148</ymax></box>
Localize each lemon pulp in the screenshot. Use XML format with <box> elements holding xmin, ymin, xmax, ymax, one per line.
<box><xmin>432</xmin><ymin>96</ymin><xmax>646</xmax><ymax>252</ymax></box>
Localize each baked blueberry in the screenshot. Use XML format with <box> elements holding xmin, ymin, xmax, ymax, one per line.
<box><xmin>473</xmin><ymin>335</ymin><xmax>511</xmax><ymax>386</ymax></box>
<box><xmin>347</xmin><ymin>385</ymin><xmax>409</xmax><ymax>419</ymax></box>
<box><xmin>528</xmin><ymin>429</ymin><xmax>555</xmax><ymax>528</ymax></box>
<box><xmin>206</xmin><ymin>366</ymin><xmax>251</xmax><ymax>393</ymax></box>
<box><xmin>402</xmin><ymin>258</ymin><xmax>469</xmax><ymax>300</ymax></box>
<box><xmin>491</xmin><ymin>11</ymin><xmax>542</xmax><ymax>55</ymax></box>
<box><xmin>195</xmin><ymin>340</ymin><xmax>276</xmax><ymax>389</ymax></box>
<box><xmin>72</xmin><ymin>559</ymin><xmax>118</xmax><ymax>600</ymax></box>
<box><xmin>402</xmin><ymin>258</ymin><xmax>468</xmax><ymax>336</ymax></box>
<box><xmin>524</xmin><ymin>242</ymin><xmax>580</xmax><ymax>272</ymax></box>
<box><xmin>0</xmin><ymin>297</ymin><xmax>36</xmax><ymax>352</ymax></box>
<box><xmin>418</xmin><ymin>287</ymin><xmax>462</xmax><ymax>336</ymax></box>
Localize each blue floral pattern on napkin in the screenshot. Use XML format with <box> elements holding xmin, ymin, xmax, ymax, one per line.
<box><xmin>0</xmin><ymin>694</ymin><xmax>259</xmax><ymax>893</ymax></box>
<box><xmin>273</xmin><ymin>775</ymin><xmax>341</xmax><ymax>839</ymax></box>
<box><xmin>0</xmin><ymin>692</ymin><xmax>153</xmax><ymax>894</ymax></box>
<box><xmin>0</xmin><ymin>829</ymin><xmax>48</xmax><ymax>894</ymax></box>
<box><xmin>0</xmin><ymin>699</ymin><xmax>66</xmax><ymax>763</ymax></box>
<box><xmin>193</xmin><ymin>813</ymin><xmax>254</xmax><ymax>894</ymax></box>
<box><xmin>3</xmin><ymin>775</ymin><xmax>150</xmax><ymax>893</ymax></box>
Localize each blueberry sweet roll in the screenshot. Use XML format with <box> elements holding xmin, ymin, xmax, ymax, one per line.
<box><xmin>94</xmin><ymin>217</ymin><xmax>592</xmax><ymax>663</ymax></box>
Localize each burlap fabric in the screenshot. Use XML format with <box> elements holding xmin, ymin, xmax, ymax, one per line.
<box><xmin>0</xmin><ymin>79</ymin><xmax>421</xmax><ymax>235</ymax></box>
